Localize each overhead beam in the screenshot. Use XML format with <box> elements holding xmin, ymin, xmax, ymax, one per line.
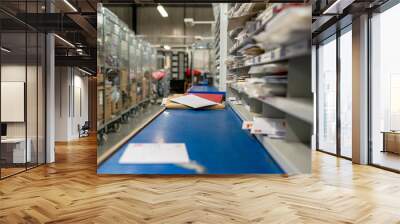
<box><xmin>67</xmin><ymin>13</ymin><xmax>97</xmax><ymax>42</ymax></box>
<box><xmin>13</xmin><ymin>13</ymin><xmax>82</xmax><ymax>32</ymax></box>
<box><xmin>55</xmin><ymin>55</ymin><xmax>96</xmax><ymax>68</ymax></box>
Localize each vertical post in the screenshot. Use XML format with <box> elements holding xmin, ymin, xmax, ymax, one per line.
<box><xmin>25</xmin><ymin>2</ymin><xmax>28</xmax><ymax>170</ymax></box>
<box><xmin>336</xmin><ymin>29</ymin><xmax>341</xmax><ymax>157</ymax></box>
<box><xmin>219</xmin><ymin>4</ymin><xmax>228</xmax><ymax>91</ymax></box>
<box><xmin>352</xmin><ymin>14</ymin><xmax>369</xmax><ymax>164</ymax></box>
<box><xmin>46</xmin><ymin>1</ymin><xmax>55</xmax><ymax>163</ymax></box>
<box><xmin>312</xmin><ymin>45</ymin><xmax>317</xmax><ymax>150</ymax></box>
<box><xmin>0</xmin><ymin>27</ymin><xmax>2</xmax><ymax>179</ymax></box>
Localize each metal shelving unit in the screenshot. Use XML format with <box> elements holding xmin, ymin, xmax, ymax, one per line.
<box><xmin>171</xmin><ymin>53</ymin><xmax>179</xmax><ymax>79</ymax></box>
<box><xmin>97</xmin><ymin>4</ymin><xmax>157</xmax><ymax>144</ymax></box>
<box><xmin>223</xmin><ymin>3</ymin><xmax>312</xmax><ymax>174</ymax></box>
<box><xmin>212</xmin><ymin>3</ymin><xmax>229</xmax><ymax>91</ymax></box>
<box><xmin>212</xmin><ymin>4</ymin><xmax>221</xmax><ymax>88</ymax></box>
<box><xmin>228</xmin><ymin>41</ymin><xmax>310</xmax><ymax>70</ymax></box>
<box><xmin>229</xmin><ymin>102</ymin><xmax>311</xmax><ymax>174</ymax></box>
<box><xmin>171</xmin><ymin>52</ymin><xmax>187</xmax><ymax>80</ymax></box>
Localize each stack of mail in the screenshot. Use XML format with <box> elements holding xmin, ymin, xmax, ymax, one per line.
<box><xmin>250</xmin><ymin>117</ymin><xmax>286</xmax><ymax>138</ymax></box>
<box><xmin>170</xmin><ymin>94</ymin><xmax>218</xmax><ymax>109</ymax></box>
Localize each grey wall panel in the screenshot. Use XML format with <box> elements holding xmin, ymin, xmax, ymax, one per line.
<box><xmin>106</xmin><ymin>6</ymin><xmax>133</xmax><ymax>29</ymax></box>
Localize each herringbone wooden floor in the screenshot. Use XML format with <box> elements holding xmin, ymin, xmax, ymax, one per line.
<box><xmin>1</xmin><ymin>136</ymin><xmax>400</xmax><ymax>224</ymax></box>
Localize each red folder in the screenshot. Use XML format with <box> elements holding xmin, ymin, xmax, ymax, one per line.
<box><xmin>189</xmin><ymin>93</ymin><xmax>224</xmax><ymax>103</ymax></box>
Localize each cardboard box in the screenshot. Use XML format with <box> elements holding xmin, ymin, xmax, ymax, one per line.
<box><xmin>120</xmin><ymin>69</ymin><xmax>129</xmax><ymax>92</ymax></box>
<box><xmin>97</xmin><ymin>107</ymin><xmax>104</xmax><ymax>125</ymax></box>
<box><xmin>142</xmin><ymin>78</ymin><xmax>148</xmax><ymax>99</ymax></box>
<box><xmin>97</xmin><ymin>73</ymin><xmax>104</xmax><ymax>84</ymax></box>
<box><xmin>130</xmin><ymin>82</ymin><xmax>137</xmax><ymax>105</ymax></box>
<box><xmin>112</xmin><ymin>100</ymin><xmax>122</xmax><ymax>115</ymax></box>
<box><xmin>104</xmin><ymin>96</ymin><xmax>112</xmax><ymax>121</ymax></box>
<box><xmin>120</xmin><ymin>84</ymin><xmax>128</xmax><ymax>92</ymax></box>
<box><xmin>136</xmin><ymin>82</ymin><xmax>142</xmax><ymax>102</ymax></box>
<box><xmin>384</xmin><ymin>132</ymin><xmax>400</xmax><ymax>154</ymax></box>
<box><xmin>105</xmin><ymin>83</ymin><xmax>112</xmax><ymax>95</ymax></box>
<box><xmin>97</xmin><ymin>89</ymin><xmax>104</xmax><ymax>124</ymax></box>
<box><xmin>122</xmin><ymin>91</ymin><xmax>130</xmax><ymax>110</ymax></box>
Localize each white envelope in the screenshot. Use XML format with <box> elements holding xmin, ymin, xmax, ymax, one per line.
<box><xmin>119</xmin><ymin>143</ymin><xmax>190</xmax><ymax>164</ymax></box>
<box><xmin>251</xmin><ymin>117</ymin><xmax>286</xmax><ymax>136</ymax></box>
<box><xmin>170</xmin><ymin>94</ymin><xmax>217</xmax><ymax>108</ymax></box>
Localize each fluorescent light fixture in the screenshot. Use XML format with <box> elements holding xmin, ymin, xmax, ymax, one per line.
<box><xmin>78</xmin><ymin>67</ymin><xmax>92</xmax><ymax>76</ymax></box>
<box><xmin>157</xmin><ymin>4</ymin><xmax>168</xmax><ymax>18</ymax></box>
<box><xmin>184</xmin><ymin>18</ymin><xmax>213</xmax><ymax>26</ymax></box>
<box><xmin>322</xmin><ymin>0</ymin><xmax>354</xmax><ymax>15</ymax></box>
<box><xmin>184</xmin><ymin>18</ymin><xmax>194</xmax><ymax>25</ymax></box>
<box><xmin>63</xmin><ymin>0</ymin><xmax>78</xmax><ymax>12</ymax></box>
<box><xmin>184</xmin><ymin>18</ymin><xmax>193</xmax><ymax>23</ymax></box>
<box><xmin>1</xmin><ymin>47</ymin><xmax>11</xmax><ymax>53</ymax></box>
<box><xmin>163</xmin><ymin>45</ymin><xmax>171</xmax><ymax>50</ymax></box>
<box><xmin>54</xmin><ymin>34</ymin><xmax>75</xmax><ymax>48</ymax></box>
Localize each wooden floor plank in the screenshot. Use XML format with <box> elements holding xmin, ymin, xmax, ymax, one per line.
<box><xmin>0</xmin><ymin>136</ymin><xmax>400</xmax><ymax>223</ymax></box>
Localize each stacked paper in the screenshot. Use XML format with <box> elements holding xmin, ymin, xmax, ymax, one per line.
<box><xmin>170</xmin><ymin>94</ymin><xmax>217</xmax><ymax>109</ymax></box>
<box><xmin>119</xmin><ymin>143</ymin><xmax>190</xmax><ymax>164</ymax></box>
<box><xmin>251</xmin><ymin>117</ymin><xmax>286</xmax><ymax>138</ymax></box>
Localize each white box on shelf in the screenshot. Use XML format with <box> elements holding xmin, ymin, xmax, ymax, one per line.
<box><xmin>251</xmin><ymin>117</ymin><xmax>286</xmax><ymax>137</ymax></box>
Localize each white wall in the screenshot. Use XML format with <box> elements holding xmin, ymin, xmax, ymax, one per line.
<box><xmin>1</xmin><ymin>65</ymin><xmax>26</xmax><ymax>139</ymax></box>
<box><xmin>1</xmin><ymin>63</ymin><xmax>46</xmax><ymax>164</ymax></box>
<box><xmin>55</xmin><ymin>67</ymin><xmax>89</xmax><ymax>141</ymax></box>
<box><xmin>1</xmin><ymin>65</ymin><xmax>39</xmax><ymax>137</ymax></box>
<box><xmin>55</xmin><ymin>67</ymin><xmax>68</xmax><ymax>141</ymax></box>
<box><xmin>71</xmin><ymin>73</ymin><xmax>89</xmax><ymax>138</ymax></box>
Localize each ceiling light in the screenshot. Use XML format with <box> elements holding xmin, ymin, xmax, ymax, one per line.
<box><xmin>157</xmin><ymin>4</ymin><xmax>168</xmax><ymax>18</ymax></box>
<box><xmin>54</xmin><ymin>34</ymin><xmax>75</xmax><ymax>48</ymax></box>
<box><xmin>1</xmin><ymin>47</ymin><xmax>11</xmax><ymax>53</ymax></box>
<box><xmin>63</xmin><ymin>0</ymin><xmax>78</xmax><ymax>12</ymax></box>
<box><xmin>163</xmin><ymin>45</ymin><xmax>171</xmax><ymax>50</ymax></box>
<box><xmin>184</xmin><ymin>18</ymin><xmax>213</xmax><ymax>26</ymax></box>
<box><xmin>78</xmin><ymin>67</ymin><xmax>92</xmax><ymax>76</ymax></box>
<box><xmin>322</xmin><ymin>0</ymin><xmax>354</xmax><ymax>15</ymax></box>
<box><xmin>184</xmin><ymin>18</ymin><xmax>194</xmax><ymax>26</ymax></box>
<box><xmin>184</xmin><ymin>18</ymin><xmax>194</xmax><ymax>23</ymax></box>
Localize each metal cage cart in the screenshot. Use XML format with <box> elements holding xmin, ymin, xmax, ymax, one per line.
<box><xmin>135</xmin><ymin>38</ymin><xmax>144</xmax><ymax>103</ymax></box>
<box><xmin>97</xmin><ymin>4</ymin><xmax>157</xmax><ymax>144</ymax></box>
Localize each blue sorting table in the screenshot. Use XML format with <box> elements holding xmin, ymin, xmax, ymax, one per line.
<box><xmin>98</xmin><ymin>107</ymin><xmax>284</xmax><ymax>174</ymax></box>
<box><xmin>187</xmin><ymin>85</ymin><xmax>225</xmax><ymax>96</ymax></box>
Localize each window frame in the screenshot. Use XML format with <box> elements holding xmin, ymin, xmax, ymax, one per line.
<box><xmin>315</xmin><ymin>23</ymin><xmax>353</xmax><ymax>160</ymax></box>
